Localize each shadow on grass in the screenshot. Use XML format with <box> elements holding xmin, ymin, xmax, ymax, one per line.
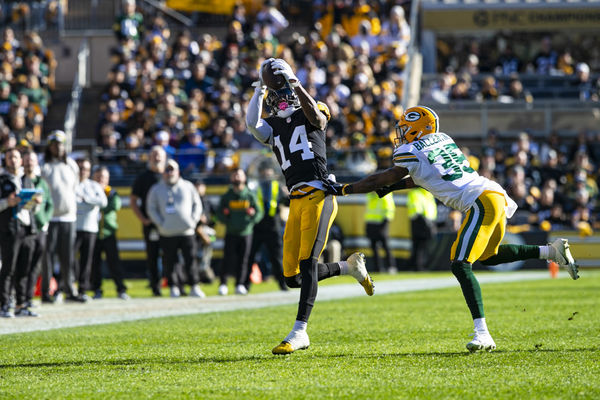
<box><xmin>2</xmin><ymin>347</ymin><xmax>597</xmax><ymax>369</ymax></box>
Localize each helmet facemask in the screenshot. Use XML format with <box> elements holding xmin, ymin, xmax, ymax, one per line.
<box><xmin>265</xmin><ymin>83</ymin><xmax>300</xmax><ymax>118</ymax></box>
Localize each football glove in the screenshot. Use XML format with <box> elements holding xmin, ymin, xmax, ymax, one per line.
<box><xmin>375</xmin><ymin>180</ymin><xmax>409</xmax><ymax>198</ymax></box>
<box><xmin>271</xmin><ymin>59</ymin><xmax>299</xmax><ymax>87</ymax></box>
<box><xmin>324</xmin><ymin>181</ymin><xmax>349</xmax><ymax>196</ymax></box>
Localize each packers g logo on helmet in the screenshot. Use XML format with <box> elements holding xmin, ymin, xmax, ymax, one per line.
<box><xmin>395</xmin><ymin>106</ymin><xmax>439</xmax><ymax>146</ymax></box>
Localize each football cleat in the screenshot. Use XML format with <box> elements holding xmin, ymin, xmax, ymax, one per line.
<box><xmin>549</xmin><ymin>238</ymin><xmax>579</xmax><ymax>280</ymax></box>
<box><xmin>235</xmin><ymin>284</ymin><xmax>248</xmax><ymax>295</ymax></box>
<box><xmin>272</xmin><ymin>330</ymin><xmax>310</xmax><ymax>355</ymax></box>
<box><xmin>347</xmin><ymin>252</ymin><xmax>374</xmax><ymax>296</ymax></box>
<box><xmin>466</xmin><ymin>330</ymin><xmax>496</xmax><ymax>352</ymax></box>
<box><xmin>190</xmin><ymin>285</ymin><xmax>206</xmax><ymax>298</ymax></box>
<box><xmin>218</xmin><ymin>284</ymin><xmax>228</xmax><ymax>296</ymax></box>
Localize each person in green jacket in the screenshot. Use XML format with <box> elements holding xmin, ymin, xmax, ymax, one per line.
<box><xmin>22</xmin><ymin>150</ymin><xmax>53</xmax><ymax>313</ymax></box>
<box><xmin>216</xmin><ymin>168</ymin><xmax>263</xmax><ymax>296</ymax></box>
<box><xmin>90</xmin><ymin>166</ymin><xmax>129</xmax><ymax>300</ymax></box>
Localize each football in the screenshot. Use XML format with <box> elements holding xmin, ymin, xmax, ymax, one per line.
<box><xmin>261</xmin><ymin>60</ymin><xmax>286</xmax><ymax>90</ymax></box>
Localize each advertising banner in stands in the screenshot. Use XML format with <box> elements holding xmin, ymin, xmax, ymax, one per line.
<box><xmin>166</xmin><ymin>0</ymin><xmax>236</xmax><ymax>14</ymax></box>
<box><xmin>424</xmin><ymin>8</ymin><xmax>600</xmax><ymax>31</ymax></box>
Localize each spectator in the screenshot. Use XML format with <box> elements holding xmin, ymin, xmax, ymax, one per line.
<box><xmin>177</xmin><ymin>129</ymin><xmax>206</xmax><ymax>175</ymax></box>
<box><xmin>194</xmin><ymin>179</ymin><xmax>216</xmax><ymax>284</ymax></box>
<box><xmin>532</xmin><ymin>36</ymin><xmax>557</xmax><ymax>74</ymax></box>
<box><xmin>495</xmin><ymin>45</ymin><xmax>523</xmax><ymax>75</ymax></box>
<box><xmin>255</xmin><ymin>0</ymin><xmax>289</xmax><ymax>36</ymax></box>
<box><xmin>21</xmin><ymin>150</ymin><xmax>53</xmax><ymax>311</ymax></box>
<box><xmin>147</xmin><ymin>159</ymin><xmax>204</xmax><ymax>298</ymax></box>
<box><xmin>504</xmin><ymin>78</ymin><xmax>533</xmax><ymax>104</ymax></box>
<box><xmin>74</xmin><ymin>158</ymin><xmax>107</xmax><ymax>300</ymax></box>
<box><xmin>91</xmin><ymin>166</ymin><xmax>129</xmax><ymax>300</ymax></box>
<box><xmin>0</xmin><ymin>148</ymin><xmax>39</xmax><ymax>317</ymax></box>
<box><xmin>113</xmin><ymin>0</ymin><xmax>144</xmax><ymax>43</ymax></box>
<box><xmin>246</xmin><ymin>164</ymin><xmax>287</xmax><ymax>292</ymax></box>
<box><xmin>365</xmin><ymin>191</ymin><xmax>396</xmax><ymax>273</ymax></box>
<box><xmin>215</xmin><ymin>168</ymin><xmax>263</xmax><ymax>296</ymax></box>
<box><xmin>41</xmin><ymin>130</ymin><xmax>81</xmax><ymax>303</ymax></box>
<box><xmin>573</xmin><ymin>63</ymin><xmax>598</xmax><ymax>102</ymax></box>
<box><xmin>130</xmin><ymin>145</ymin><xmax>166</xmax><ymax>296</ymax></box>
<box><xmin>406</xmin><ymin>187</ymin><xmax>437</xmax><ymax>271</ymax></box>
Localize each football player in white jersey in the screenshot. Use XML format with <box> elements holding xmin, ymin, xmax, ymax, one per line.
<box><xmin>327</xmin><ymin>105</ymin><xmax>579</xmax><ymax>352</ymax></box>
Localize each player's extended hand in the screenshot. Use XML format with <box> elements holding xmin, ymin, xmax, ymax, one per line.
<box><xmin>375</xmin><ymin>186</ymin><xmax>394</xmax><ymax>198</ymax></box>
<box><xmin>271</xmin><ymin>59</ymin><xmax>299</xmax><ymax>87</ymax></box>
<box><xmin>324</xmin><ymin>182</ymin><xmax>348</xmax><ymax>196</ymax></box>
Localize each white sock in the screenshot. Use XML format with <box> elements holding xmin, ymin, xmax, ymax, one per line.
<box><xmin>339</xmin><ymin>261</ymin><xmax>349</xmax><ymax>275</ymax></box>
<box><xmin>539</xmin><ymin>245</ymin><xmax>552</xmax><ymax>260</ymax></box>
<box><xmin>474</xmin><ymin>317</ymin><xmax>488</xmax><ymax>333</ymax></box>
<box><xmin>293</xmin><ymin>320</ymin><xmax>307</xmax><ymax>332</ymax></box>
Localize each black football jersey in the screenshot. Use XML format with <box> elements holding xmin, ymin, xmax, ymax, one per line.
<box><xmin>265</xmin><ymin>109</ymin><xmax>328</xmax><ymax>190</ymax></box>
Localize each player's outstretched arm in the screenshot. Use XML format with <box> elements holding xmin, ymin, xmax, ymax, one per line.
<box><xmin>345</xmin><ymin>166</ymin><xmax>411</xmax><ymax>195</ymax></box>
<box><xmin>246</xmin><ymin>81</ymin><xmax>273</xmax><ymax>144</ymax></box>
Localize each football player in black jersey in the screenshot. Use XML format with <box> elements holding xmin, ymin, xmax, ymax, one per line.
<box><xmin>247</xmin><ymin>58</ymin><xmax>375</xmax><ymax>355</ymax></box>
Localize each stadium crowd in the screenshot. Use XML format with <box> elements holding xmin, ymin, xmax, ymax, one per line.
<box><xmin>97</xmin><ymin>0</ymin><xmax>410</xmax><ymax>177</ymax></box>
<box><xmin>0</xmin><ymin>27</ymin><xmax>55</xmax><ymax>150</ymax></box>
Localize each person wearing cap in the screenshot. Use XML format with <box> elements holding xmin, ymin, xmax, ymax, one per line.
<box><xmin>130</xmin><ymin>145</ymin><xmax>166</xmax><ymax>296</ymax></box>
<box><xmin>146</xmin><ymin>159</ymin><xmax>204</xmax><ymax>298</ymax></box>
<box><xmin>41</xmin><ymin>130</ymin><xmax>81</xmax><ymax>303</ymax></box>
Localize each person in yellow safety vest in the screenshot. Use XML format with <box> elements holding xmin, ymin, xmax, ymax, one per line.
<box><xmin>245</xmin><ymin>164</ymin><xmax>289</xmax><ymax>291</ymax></box>
<box><xmin>407</xmin><ymin>187</ymin><xmax>438</xmax><ymax>270</ymax></box>
<box><xmin>365</xmin><ymin>191</ymin><xmax>397</xmax><ymax>273</ymax></box>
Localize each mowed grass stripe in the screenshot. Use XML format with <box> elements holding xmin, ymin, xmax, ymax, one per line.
<box><xmin>0</xmin><ymin>272</ymin><xmax>598</xmax><ymax>400</ymax></box>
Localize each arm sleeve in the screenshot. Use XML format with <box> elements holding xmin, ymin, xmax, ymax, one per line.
<box><xmin>85</xmin><ymin>182</ymin><xmax>108</xmax><ymax>207</ymax></box>
<box><xmin>246</xmin><ymin>86</ymin><xmax>273</xmax><ymax>145</ymax></box>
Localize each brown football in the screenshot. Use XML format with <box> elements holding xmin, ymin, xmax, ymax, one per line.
<box><xmin>261</xmin><ymin>61</ymin><xmax>286</xmax><ymax>90</ymax></box>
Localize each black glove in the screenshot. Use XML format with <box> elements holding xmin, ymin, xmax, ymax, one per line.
<box><xmin>324</xmin><ymin>181</ymin><xmax>348</xmax><ymax>196</ymax></box>
<box><xmin>375</xmin><ymin>180</ymin><xmax>409</xmax><ymax>198</ymax></box>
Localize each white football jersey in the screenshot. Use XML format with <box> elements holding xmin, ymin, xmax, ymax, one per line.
<box><xmin>393</xmin><ymin>132</ymin><xmax>517</xmax><ymax>217</ymax></box>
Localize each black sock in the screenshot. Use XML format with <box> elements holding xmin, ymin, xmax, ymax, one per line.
<box><xmin>318</xmin><ymin>262</ymin><xmax>341</xmax><ymax>280</ymax></box>
<box><xmin>480</xmin><ymin>244</ymin><xmax>540</xmax><ymax>265</ymax></box>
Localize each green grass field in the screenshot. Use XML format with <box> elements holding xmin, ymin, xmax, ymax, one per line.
<box><xmin>2</xmin><ymin>271</ymin><xmax>599</xmax><ymax>399</ymax></box>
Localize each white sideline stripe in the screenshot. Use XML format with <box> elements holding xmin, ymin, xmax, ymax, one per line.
<box><xmin>0</xmin><ymin>271</ymin><xmax>554</xmax><ymax>335</ymax></box>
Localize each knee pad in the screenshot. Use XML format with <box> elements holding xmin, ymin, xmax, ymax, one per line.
<box><xmin>285</xmin><ymin>275</ymin><xmax>302</xmax><ymax>288</ymax></box>
<box><xmin>451</xmin><ymin>260</ymin><xmax>471</xmax><ymax>278</ymax></box>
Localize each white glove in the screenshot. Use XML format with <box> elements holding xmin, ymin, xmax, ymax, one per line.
<box><xmin>251</xmin><ymin>80</ymin><xmax>266</xmax><ymax>91</ymax></box>
<box><xmin>258</xmin><ymin>57</ymin><xmax>275</xmax><ymax>84</ymax></box>
<box><xmin>271</xmin><ymin>59</ymin><xmax>299</xmax><ymax>87</ymax></box>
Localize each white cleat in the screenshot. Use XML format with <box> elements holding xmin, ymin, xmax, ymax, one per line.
<box><xmin>466</xmin><ymin>330</ymin><xmax>496</xmax><ymax>352</ymax></box>
<box><xmin>169</xmin><ymin>286</ymin><xmax>181</xmax><ymax>298</ymax></box>
<box><xmin>190</xmin><ymin>284</ymin><xmax>206</xmax><ymax>298</ymax></box>
<box><xmin>218</xmin><ymin>284</ymin><xmax>228</xmax><ymax>296</ymax></box>
<box><xmin>347</xmin><ymin>252</ymin><xmax>374</xmax><ymax>296</ymax></box>
<box><xmin>272</xmin><ymin>330</ymin><xmax>310</xmax><ymax>355</ymax></box>
<box><xmin>549</xmin><ymin>238</ymin><xmax>580</xmax><ymax>280</ymax></box>
<box><xmin>235</xmin><ymin>284</ymin><xmax>248</xmax><ymax>295</ymax></box>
